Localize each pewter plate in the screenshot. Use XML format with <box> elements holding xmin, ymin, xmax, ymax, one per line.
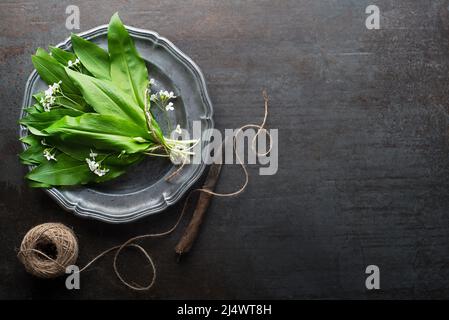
<box><xmin>19</xmin><ymin>25</ymin><xmax>213</xmax><ymax>223</ymax></box>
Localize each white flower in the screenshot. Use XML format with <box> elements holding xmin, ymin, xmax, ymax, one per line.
<box><xmin>50</xmin><ymin>81</ymin><xmax>61</xmax><ymax>91</ymax></box>
<box><xmin>158</xmin><ymin>90</ymin><xmax>167</xmax><ymax>99</ymax></box>
<box><xmin>43</xmin><ymin>149</ymin><xmax>57</xmax><ymax>161</ymax></box>
<box><xmin>94</xmin><ymin>168</ymin><xmax>109</xmax><ymax>177</ymax></box>
<box><xmin>41</xmin><ymin>81</ymin><xmax>62</xmax><ymax>112</ymax></box>
<box><xmin>89</xmin><ymin>149</ymin><xmax>98</xmax><ymax>159</ymax></box>
<box><xmin>165</xmin><ymin>102</ymin><xmax>174</xmax><ymax>111</ymax></box>
<box><xmin>159</xmin><ymin>90</ymin><xmax>176</xmax><ymax>100</ymax></box>
<box><xmin>85</xmin><ymin>158</ymin><xmax>99</xmax><ymax>172</ymax></box>
<box><xmin>68</xmin><ymin>59</ymin><xmax>80</xmax><ymax>68</ymax></box>
<box><xmin>44</xmin><ymin>87</ymin><xmax>53</xmax><ymax>97</ymax></box>
<box><xmin>86</xmin><ymin>155</ymin><xmax>109</xmax><ymax>177</ymax></box>
<box><xmin>175</xmin><ymin>124</ymin><xmax>182</xmax><ymax>134</ymax></box>
<box><xmin>150</xmin><ymin>94</ymin><xmax>158</xmax><ymax>102</ymax></box>
<box><xmin>149</xmin><ymin>78</ymin><xmax>155</xmax><ymax>85</ymax></box>
<box><xmin>43</xmin><ymin>103</ymin><xmax>51</xmax><ymax>112</ymax></box>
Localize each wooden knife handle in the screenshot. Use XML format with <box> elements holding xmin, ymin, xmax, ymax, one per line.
<box><xmin>175</xmin><ymin>163</ymin><xmax>222</xmax><ymax>255</ymax></box>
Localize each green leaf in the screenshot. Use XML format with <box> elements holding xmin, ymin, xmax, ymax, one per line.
<box><xmin>71</xmin><ymin>33</ymin><xmax>111</xmax><ymax>80</ymax></box>
<box><xmin>26</xmin><ymin>153</ymin><xmax>92</xmax><ymax>186</ymax></box>
<box><xmin>45</xmin><ymin>136</ymin><xmax>145</xmax><ymax>166</ymax></box>
<box><xmin>49</xmin><ymin>46</ymin><xmax>93</xmax><ymax>76</ymax></box>
<box><xmin>19</xmin><ymin>140</ymin><xmax>46</xmax><ymax>165</ymax></box>
<box><xmin>24</xmin><ymin>104</ymin><xmax>43</xmax><ymax>114</ymax></box>
<box><xmin>49</xmin><ymin>46</ymin><xmax>77</xmax><ymax>65</ymax></box>
<box><xmin>56</xmin><ymin>95</ymin><xmax>91</xmax><ymax>112</ymax></box>
<box><xmin>28</xmin><ymin>181</ymin><xmax>53</xmax><ymax>188</ymax></box>
<box><xmin>26</xmin><ymin>153</ymin><xmax>129</xmax><ymax>186</ymax></box>
<box><xmin>19</xmin><ymin>145</ymin><xmax>45</xmax><ymax>165</ymax></box>
<box><xmin>35</xmin><ymin>47</ymin><xmax>50</xmax><ymax>58</ymax></box>
<box><xmin>34</xmin><ymin>91</ymin><xmax>87</xmax><ymax>113</ymax></box>
<box><xmin>108</xmin><ymin>13</ymin><xmax>148</xmax><ymax>108</ymax></box>
<box><xmin>33</xmin><ymin>91</ymin><xmax>44</xmax><ymax>105</ymax></box>
<box><xmin>29</xmin><ymin>93</ymin><xmax>45</xmax><ymax>112</ymax></box>
<box><xmin>66</xmin><ymin>68</ymin><xmax>146</xmax><ymax>127</ymax></box>
<box><xmin>32</xmin><ymin>51</ymin><xmax>89</xmax><ymax>111</ymax></box>
<box><xmin>20</xmin><ymin>135</ymin><xmax>41</xmax><ymax>147</ymax></box>
<box><xmin>32</xmin><ymin>49</ymin><xmax>80</xmax><ymax>95</ymax></box>
<box><xmin>103</xmin><ymin>153</ymin><xmax>144</xmax><ymax>167</ymax></box>
<box><xmin>44</xmin><ymin>113</ymin><xmax>152</xmax><ymax>153</ymax></box>
<box><xmin>20</xmin><ymin>108</ymin><xmax>83</xmax><ymax>136</ymax></box>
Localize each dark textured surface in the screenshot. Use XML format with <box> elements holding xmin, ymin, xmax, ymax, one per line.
<box><xmin>2</xmin><ymin>0</ymin><xmax>449</xmax><ymax>299</ymax></box>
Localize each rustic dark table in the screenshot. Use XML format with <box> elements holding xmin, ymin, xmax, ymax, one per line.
<box><xmin>2</xmin><ymin>0</ymin><xmax>449</xmax><ymax>299</ymax></box>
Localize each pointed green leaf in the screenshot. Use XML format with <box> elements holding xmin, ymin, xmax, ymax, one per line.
<box><xmin>24</xmin><ymin>104</ymin><xmax>43</xmax><ymax>114</ymax></box>
<box><xmin>28</xmin><ymin>181</ymin><xmax>53</xmax><ymax>188</ymax></box>
<box><xmin>108</xmin><ymin>13</ymin><xmax>148</xmax><ymax>108</ymax></box>
<box><xmin>20</xmin><ymin>108</ymin><xmax>83</xmax><ymax>136</ymax></box>
<box><xmin>45</xmin><ymin>136</ymin><xmax>145</xmax><ymax>166</ymax></box>
<box><xmin>26</xmin><ymin>153</ymin><xmax>92</xmax><ymax>186</ymax></box>
<box><xmin>49</xmin><ymin>46</ymin><xmax>77</xmax><ymax>65</ymax></box>
<box><xmin>20</xmin><ymin>135</ymin><xmax>41</xmax><ymax>147</ymax></box>
<box><xmin>44</xmin><ymin>113</ymin><xmax>151</xmax><ymax>153</ymax></box>
<box><xmin>26</xmin><ymin>153</ymin><xmax>129</xmax><ymax>186</ymax></box>
<box><xmin>71</xmin><ymin>33</ymin><xmax>111</xmax><ymax>80</ymax></box>
<box><xmin>65</xmin><ymin>68</ymin><xmax>146</xmax><ymax>127</ymax></box>
<box><xmin>19</xmin><ymin>141</ymin><xmax>46</xmax><ymax>165</ymax></box>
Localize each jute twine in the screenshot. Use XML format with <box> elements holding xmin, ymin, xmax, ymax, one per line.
<box><xmin>17</xmin><ymin>223</ymin><xmax>78</xmax><ymax>278</ymax></box>
<box><xmin>17</xmin><ymin>90</ymin><xmax>271</xmax><ymax>290</ymax></box>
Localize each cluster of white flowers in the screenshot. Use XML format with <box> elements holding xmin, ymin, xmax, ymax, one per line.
<box><xmin>40</xmin><ymin>81</ymin><xmax>61</xmax><ymax>112</ymax></box>
<box><xmin>43</xmin><ymin>148</ymin><xmax>57</xmax><ymax>161</ymax></box>
<box><xmin>165</xmin><ymin>102</ymin><xmax>174</xmax><ymax>111</ymax></box>
<box><xmin>159</xmin><ymin>90</ymin><xmax>176</xmax><ymax>100</ymax></box>
<box><xmin>150</xmin><ymin>90</ymin><xmax>177</xmax><ymax>103</ymax></box>
<box><xmin>85</xmin><ymin>150</ymin><xmax>109</xmax><ymax>177</ymax></box>
<box><xmin>67</xmin><ymin>58</ymin><xmax>80</xmax><ymax>68</ymax></box>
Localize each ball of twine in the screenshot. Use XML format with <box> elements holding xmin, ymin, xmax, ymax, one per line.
<box><xmin>17</xmin><ymin>223</ymin><xmax>78</xmax><ymax>278</ymax></box>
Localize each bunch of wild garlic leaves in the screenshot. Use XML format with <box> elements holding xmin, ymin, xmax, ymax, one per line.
<box><xmin>19</xmin><ymin>13</ymin><xmax>195</xmax><ymax>188</ymax></box>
